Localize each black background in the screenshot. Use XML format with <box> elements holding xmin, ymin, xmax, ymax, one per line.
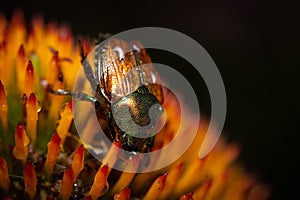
<box><xmin>1</xmin><ymin>0</ymin><xmax>299</xmax><ymax>199</ymax></box>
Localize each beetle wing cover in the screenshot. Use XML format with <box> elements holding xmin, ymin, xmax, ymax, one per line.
<box><xmin>97</xmin><ymin>39</ymin><xmax>163</xmax><ymax>103</ymax></box>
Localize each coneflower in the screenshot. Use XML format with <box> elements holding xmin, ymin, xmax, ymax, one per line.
<box><xmin>0</xmin><ymin>11</ymin><xmax>270</xmax><ymax>199</ymax></box>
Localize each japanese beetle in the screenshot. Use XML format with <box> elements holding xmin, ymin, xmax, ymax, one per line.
<box><xmin>49</xmin><ymin>39</ymin><xmax>164</xmax><ymax>153</ymax></box>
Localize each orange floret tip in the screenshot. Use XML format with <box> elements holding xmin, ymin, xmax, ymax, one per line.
<box><xmin>56</xmin><ymin>100</ymin><xmax>73</xmax><ymax>143</ymax></box>
<box><xmin>0</xmin><ymin>81</ymin><xmax>7</xmax><ymax>107</ymax></box>
<box><xmin>159</xmin><ymin>162</ymin><xmax>184</xmax><ymax>199</ymax></box>
<box><xmin>0</xmin><ymin>81</ymin><xmax>8</xmax><ymax>128</ymax></box>
<box><xmin>75</xmin><ymin>144</ymin><xmax>84</xmax><ymax>158</ymax></box>
<box><xmin>72</xmin><ymin>144</ymin><xmax>84</xmax><ymax>180</ymax></box>
<box><xmin>60</xmin><ymin>167</ymin><xmax>74</xmax><ymax>200</ymax></box>
<box><xmin>26</xmin><ymin>60</ymin><xmax>34</xmax><ymax>74</ymax></box>
<box><xmin>143</xmin><ymin>173</ymin><xmax>167</xmax><ymax>200</ymax></box>
<box><xmin>114</xmin><ymin>187</ymin><xmax>131</xmax><ymax>200</ymax></box>
<box><xmin>44</xmin><ymin>133</ymin><xmax>62</xmax><ymax>175</ymax></box>
<box><xmin>114</xmin><ymin>141</ymin><xmax>122</xmax><ymax>148</ymax></box>
<box><xmin>51</xmin><ymin>51</ymin><xmax>59</xmax><ymax>65</ymax></box>
<box><xmin>180</xmin><ymin>192</ymin><xmax>193</xmax><ymax>200</ymax></box>
<box><xmin>174</xmin><ymin>162</ymin><xmax>184</xmax><ymax>171</ymax></box>
<box><xmin>88</xmin><ymin>165</ymin><xmax>109</xmax><ymax>200</ymax></box>
<box><xmin>28</xmin><ymin>92</ymin><xmax>37</xmax><ymax>103</ymax></box>
<box><xmin>191</xmin><ymin>178</ymin><xmax>212</xmax><ymax>199</ymax></box>
<box><xmin>0</xmin><ymin>156</ymin><xmax>10</xmax><ymax>192</ymax></box>
<box><xmin>51</xmin><ymin>132</ymin><xmax>62</xmax><ymax>144</ymax></box>
<box><xmin>67</xmin><ymin>100</ymin><xmax>73</xmax><ymax>111</ymax></box>
<box><xmin>15</xmin><ymin>123</ymin><xmax>26</xmax><ymax>141</ymax></box>
<box><xmin>84</xmin><ymin>196</ymin><xmax>92</xmax><ymax>200</ymax></box>
<box><xmin>0</xmin><ymin>41</ymin><xmax>6</xmax><ymax>49</ymax></box>
<box><xmin>0</xmin><ymin>80</ymin><xmax>5</xmax><ymax>96</ymax></box>
<box><xmin>98</xmin><ymin>164</ymin><xmax>109</xmax><ymax>179</ymax></box>
<box><xmin>160</xmin><ymin>173</ymin><xmax>168</xmax><ymax>183</ymax></box>
<box><xmin>13</xmin><ymin>122</ymin><xmax>30</xmax><ymax>161</ymax></box>
<box><xmin>25</xmin><ymin>60</ymin><xmax>34</xmax><ymax>95</ymax></box>
<box><xmin>58</xmin><ymin>25</ymin><xmax>71</xmax><ymax>41</ymax></box>
<box><xmin>11</xmin><ymin>10</ymin><xmax>24</xmax><ymax>26</ymax></box>
<box><xmin>18</xmin><ymin>44</ymin><xmax>25</xmax><ymax>59</ymax></box>
<box><xmin>26</xmin><ymin>92</ymin><xmax>38</xmax><ymax>146</ymax></box>
<box><xmin>24</xmin><ymin>163</ymin><xmax>37</xmax><ymax>199</ymax></box>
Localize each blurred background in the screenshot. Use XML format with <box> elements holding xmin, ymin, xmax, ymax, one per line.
<box><xmin>1</xmin><ymin>0</ymin><xmax>299</xmax><ymax>199</ymax></box>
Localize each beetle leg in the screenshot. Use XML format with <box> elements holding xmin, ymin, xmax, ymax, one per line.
<box><xmin>48</xmin><ymin>84</ymin><xmax>97</xmax><ymax>103</ymax></box>
<box><xmin>79</xmin><ymin>40</ymin><xmax>99</xmax><ymax>91</ymax></box>
<box><xmin>145</xmin><ymin>136</ymin><xmax>154</xmax><ymax>152</ymax></box>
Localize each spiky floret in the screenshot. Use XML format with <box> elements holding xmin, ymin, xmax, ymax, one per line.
<box><xmin>0</xmin><ymin>12</ymin><xmax>270</xmax><ymax>199</ymax></box>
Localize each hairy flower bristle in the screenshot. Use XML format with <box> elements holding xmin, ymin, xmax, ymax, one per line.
<box><xmin>26</xmin><ymin>92</ymin><xmax>38</xmax><ymax>146</ymax></box>
<box><xmin>87</xmin><ymin>165</ymin><xmax>109</xmax><ymax>200</ymax></box>
<box><xmin>72</xmin><ymin>144</ymin><xmax>84</xmax><ymax>180</ymax></box>
<box><xmin>0</xmin><ymin>12</ymin><xmax>270</xmax><ymax>199</ymax></box>
<box><xmin>24</xmin><ymin>162</ymin><xmax>37</xmax><ymax>199</ymax></box>
<box><xmin>44</xmin><ymin>133</ymin><xmax>62</xmax><ymax>176</ymax></box>
<box><xmin>60</xmin><ymin>166</ymin><xmax>75</xmax><ymax>200</ymax></box>
<box><xmin>113</xmin><ymin>187</ymin><xmax>131</xmax><ymax>200</ymax></box>
<box><xmin>143</xmin><ymin>173</ymin><xmax>167</xmax><ymax>200</ymax></box>
<box><xmin>0</xmin><ymin>157</ymin><xmax>10</xmax><ymax>192</ymax></box>
<box><xmin>180</xmin><ymin>192</ymin><xmax>194</xmax><ymax>200</ymax></box>
<box><xmin>25</xmin><ymin>60</ymin><xmax>35</xmax><ymax>96</ymax></box>
<box><xmin>13</xmin><ymin>123</ymin><xmax>30</xmax><ymax>164</ymax></box>
<box><xmin>0</xmin><ymin>80</ymin><xmax>8</xmax><ymax>129</ymax></box>
<box><xmin>57</xmin><ymin>100</ymin><xmax>73</xmax><ymax>144</ymax></box>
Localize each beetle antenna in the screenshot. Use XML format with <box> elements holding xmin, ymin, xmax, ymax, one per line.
<box><xmin>78</xmin><ymin>39</ymin><xmax>86</xmax><ymax>63</ymax></box>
